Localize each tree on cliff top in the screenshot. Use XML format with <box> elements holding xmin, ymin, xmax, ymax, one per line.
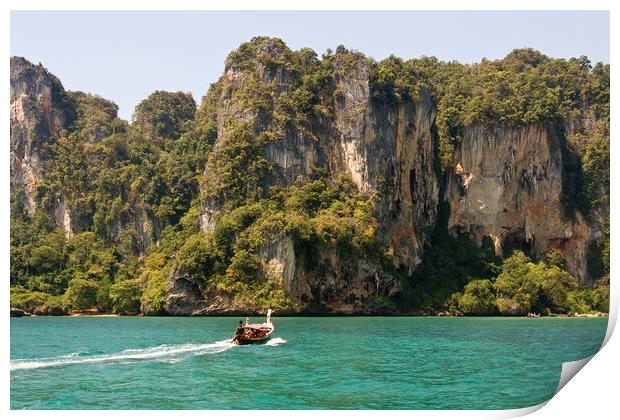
<box><xmin>133</xmin><ymin>91</ymin><xmax>196</xmax><ymax>139</ymax></box>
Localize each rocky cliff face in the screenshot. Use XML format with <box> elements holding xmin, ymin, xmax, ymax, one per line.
<box><xmin>10</xmin><ymin>57</ymin><xmax>160</xmax><ymax>253</ymax></box>
<box><xmin>328</xmin><ymin>54</ymin><xmax>439</xmax><ymax>273</ymax></box>
<box><xmin>10</xmin><ymin>57</ymin><xmax>73</xmax><ymax>213</ymax></box>
<box><xmin>444</xmin><ymin>123</ymin><xmax>599</xmax><ymax>283</ymax></box>
<box><xmin>192</xmin><ymin>40</ymin><xmax>439</xmax><ymax>313</ymax></box>
<box><xmin>10</xmin><ymin>40</ymin><xmax>608</xmax><ymax>314</ymax></box>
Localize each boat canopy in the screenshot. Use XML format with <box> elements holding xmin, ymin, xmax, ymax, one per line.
<box><xmin>247</xmin><ymin>323</ymin><xmax>269</xmax><ymax>329</ymax></box>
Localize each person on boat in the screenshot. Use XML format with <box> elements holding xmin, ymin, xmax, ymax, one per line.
<box><xmin>235</xmin><ymin>321</ymin><xmax>244</xmax><ymax>337</ymax></box>
<box><xmin>232</xmin><ymin>321</ymin><xmax>245</xmax><ymax>344</ymax></box>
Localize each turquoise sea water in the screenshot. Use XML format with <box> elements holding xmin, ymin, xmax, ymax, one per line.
<box><xmin>10</xmin><ymin>316</ymin><xmax>607</xmax><ymax>409</ymax></box>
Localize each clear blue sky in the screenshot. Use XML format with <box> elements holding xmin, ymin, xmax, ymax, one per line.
<box><xmin>11</xmin><ymin>11</ymin><xmax>610</xmax><ymax>121</ymax></box>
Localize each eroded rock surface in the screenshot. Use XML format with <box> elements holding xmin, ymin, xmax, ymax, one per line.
<box><xmin>10</xmin><ymin>57</ymin><xmax>73</xmax><ymax>213</ymax></box>
<box><xmin>444</xmin><ymin>123</ymin><xmax>600</xmax><ymax>283</ymax></box>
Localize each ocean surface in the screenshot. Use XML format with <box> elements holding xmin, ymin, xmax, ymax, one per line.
<box><xmin>10</xmin><ymin>316</ymin><xmax>607</xmax><ymax>409</ymax></box>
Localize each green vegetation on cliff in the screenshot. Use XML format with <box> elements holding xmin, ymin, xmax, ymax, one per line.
<box><xmin>144</xmin><ymin>173</ymin><xmax>389</xmax><ymax>313</ymax></box>
<box><xmin>449</xmin><ymin>251</ymin><xmax>609</xmax><ymax>316</ymax></box>
<box><xmin>411</xmin><ymin>201</ymin><xmax>608</xmax><ymax>316</ymax></box>
<box><xmin>410</xmin><ymin>201</ymin><xmax>501</xmax><ymax>311</ymax></box>
<box><xmin>373</xmin><ymin>49</ymin><xmax>609</xmax><ymax>224</ymax></box>
<box><xmin>9</xmin><ymin>38</ymin><xmax>609</xmax><ymax>315</ymax></box>
<box><xmin>374</xmin><ymin>50</ymin><xmax>609</xmax><ymax>168</ymax></box>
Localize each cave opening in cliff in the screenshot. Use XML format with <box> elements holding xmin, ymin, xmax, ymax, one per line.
<box><xmin>501</xmin><ymin>230</ymin><xmax>532</xmax><ymax>258</ymax></box>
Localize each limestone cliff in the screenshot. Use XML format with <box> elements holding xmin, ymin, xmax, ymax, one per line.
<box><xmin>10</xmin><ymin>40</ymin><xmax>609</xmax><ymax>315</ymax></box>
<box><xmin>10</xmin><ymin>57</ymin><xmax>160</xmax><ymax>253</ymax></box>
<box><xmin>444</xmin><ymin>123</ymin><xmax>601</xmax><ymax>284</ymax></box>
<box><xmin>192</xmin><ymin>39</ymin><xmax>439</xmax><ymax>313</ymax></box>
<box><xmin>271</xmin><ymin>234</ymin><xmax>403</xmax><ymax>314</ymax></box>
<box><xmin>10</xmin><ymin>57</ymin><xmax>73</xmax><ymax>213</ymax></box>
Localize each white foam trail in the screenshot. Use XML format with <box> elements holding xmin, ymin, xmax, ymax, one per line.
<box><xmin>265</xmin><ymin>337</ymin><xmax>287</xmax><ymax>346</ymax></box>
<box><xmin>11</xmin><ymin>339</ymin><xmax>234</xmax><ymax>372</ymax></box>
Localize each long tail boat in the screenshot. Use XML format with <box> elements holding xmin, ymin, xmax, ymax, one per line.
<box><xmin>231</xmin><ymin>309</ymin><xmax>275</xmax><ymax>345</ymax></box>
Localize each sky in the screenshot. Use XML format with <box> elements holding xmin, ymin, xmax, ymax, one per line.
<box><xmin>11</xmin><ymin>11</ymin><xmax>610</xmax><ymax>121</ymax></box>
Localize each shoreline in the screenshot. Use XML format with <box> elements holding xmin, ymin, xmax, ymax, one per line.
<box><xmin>11</xmin><ymin>312</ymin><xmax>609</xmax><ymax>318</ymax></box>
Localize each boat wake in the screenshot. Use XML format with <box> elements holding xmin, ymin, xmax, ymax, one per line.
<box><xmin>10</xmin><ymin>339</ymin><xmax>234</xmax><ymax>372</ymax></box>
<box><xmin>265</xmin><ymin>337</ymin><xmax>287</xmax><ymax>346</ymax></box>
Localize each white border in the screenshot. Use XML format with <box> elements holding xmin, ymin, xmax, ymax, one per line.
<box><xmin>3</xmin><ymin>1</ymin><xmax>617</xmax><ymax>419</ymax></box>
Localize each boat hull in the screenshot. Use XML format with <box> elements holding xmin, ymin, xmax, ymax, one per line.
<box><xmin>232</xmin><ymin>327</ymin><xmax>274</xmax><ymax>345</ymax></box>
<box><xmin>235</xmin><ymin>334</ymin><xmax>272</xmax><ymax>345</ymax></box>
